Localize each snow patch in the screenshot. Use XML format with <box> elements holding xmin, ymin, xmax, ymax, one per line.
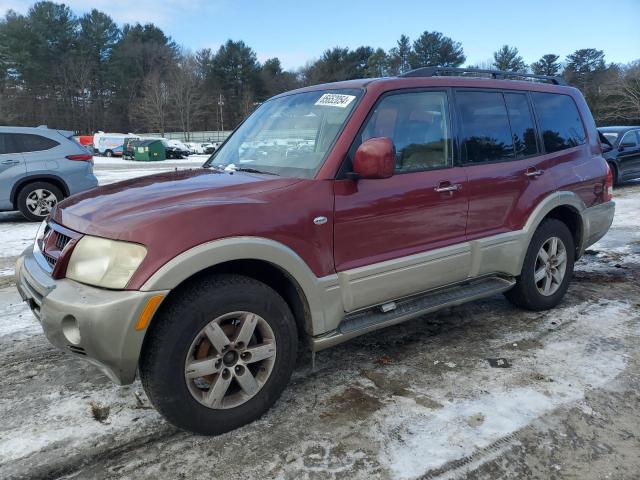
<box><xmin>376</xmin><ymin>300</ymin><xmax>633</xmax><ymax>479</ymax></box>
<box><xmin>0</xmin><ymin>222</ymin><xmax>38</xmax><ymax>259</ymax></box>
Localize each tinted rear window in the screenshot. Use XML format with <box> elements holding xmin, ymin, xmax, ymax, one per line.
<box><xmin>457</xmin><ymin>91</ymin><xmax>514</xmax><ymax>164</ymax></box>
<box><xmin>15</xmin><ymin>133</ymin><xmax>59</xmax><ymax>153</ymax></box>
<box><xmin>0</xmin><ymin>133</ymin><xmax>21</xmax><ymax>154</ymax></box>
<box><xmin>531</xmin><ymin>93</ymin><xmax>586</xmax><ymax>153</ymax></box>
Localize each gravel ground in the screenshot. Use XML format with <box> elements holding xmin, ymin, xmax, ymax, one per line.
<box><xmin>0</xmin><ymin>161</ymin><xmax>638</xmax><ymax>480</ymax></box>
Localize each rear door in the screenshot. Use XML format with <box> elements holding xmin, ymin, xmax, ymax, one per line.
<box><xmin>334</xmin><ymin>89</ymin><xmax>470</xmax><ymax>311</ymax></box>
<box><xmin>455</xmin><ymin>89</ymin><xmax>556</xmax><ymax>276</ymax></box>
<box><xmin>15</xmin><ymin>133</ymin><xmax>61</xmax><ymax>174</ymax></box>
<box><xmin>618</xmin><ymin>129</ymin><xmax>640</xmax><ymax>177</ymax></box>
<box><xmin>0</xmin><ymin>133</ymin><xmax>26</xmax><ymax>210</ymax></box>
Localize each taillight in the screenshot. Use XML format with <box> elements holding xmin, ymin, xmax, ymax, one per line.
<box><xmin>65</xmin><ymin>154</ymin><xmax>93</xmax><ymax>162</ymax></box>
<box><xmin>605</xmin><ymin>164</ymin><xmax>613</xmax><ymax>201</ymax></box>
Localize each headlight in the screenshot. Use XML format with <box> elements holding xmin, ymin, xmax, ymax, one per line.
<box><xmin>66</xmin><ymin>235</ymin><xmax>147</xmax><ymax>289</ymax></box>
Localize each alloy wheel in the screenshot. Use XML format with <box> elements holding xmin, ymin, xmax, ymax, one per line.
<box><xmin>185</xmin><ymin>311</ymin><xmax>277</xmax><ymax>409</ymax></box>
<box><xmin>534</xmin><ymin>236</ymin><xmax>567</xmax><ymax>296</ymax></box>
<box><xmin>25</xmin><ymin>189</ymin><xmax>57</xmax><ymax>217</ymax></box>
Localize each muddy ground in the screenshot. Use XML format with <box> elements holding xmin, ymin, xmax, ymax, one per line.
<box><xmin>0</xmin><ymin>162</ymin><xmax>638</xmax><ymax>480</ymax></box>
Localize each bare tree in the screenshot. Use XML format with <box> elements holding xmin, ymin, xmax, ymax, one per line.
<box><xmin>600</xmin><ymin>62</ymin><xmax>640</xmax><ymax>124</ymax></box>
<box><xmin>169</xmin><ymin>54</ymin><xmax>204</xmax><ymax>141</ymax></box>
<box><xmin>131</xmin><ymin>70</ymin><xmax>170</xmax><ymax>135</ymax></box>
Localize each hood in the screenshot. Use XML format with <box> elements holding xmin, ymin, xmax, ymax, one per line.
<box><xmin>53</xmin><ymin>168</ymin><xmax>301</xmax><ymax>238</ymax></box>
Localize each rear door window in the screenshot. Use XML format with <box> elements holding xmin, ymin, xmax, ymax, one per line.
<box><xmin>456</xmin><ymin>91</ymin><xmax>514</xmax><ymax>164</ymax></box>
<box><xmin>15</xmin><ymin>134</ymin><xmax>59</xmax><ymax>153</ymax></box>
<box><xmin>0</xmin><ymin>133</ymin><xmax>21</xmax><ymax>154</ymax></box>
<box><xmin>504</xmin><ymin>93</ymin><xmax>538</xmax><ymax>158</ymax></box>
<box><xmin>531</xmin><ymin>93</ymin><xmax>586</xmax><ymax>153</ymax></box>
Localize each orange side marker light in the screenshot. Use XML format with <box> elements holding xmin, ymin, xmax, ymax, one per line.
<box><xmin>135</xmin><ymin>294</ymin><xmax>164</xmax><ymax>331</ymax></box>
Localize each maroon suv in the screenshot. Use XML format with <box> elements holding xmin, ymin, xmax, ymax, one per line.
<box><xmin>16</xmin><ymin>67</ymin><xmax>615</xmax><ymax>435</ymax></box>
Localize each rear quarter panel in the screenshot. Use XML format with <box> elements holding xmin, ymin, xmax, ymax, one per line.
<box><xmin>551</xmin><ymin>91</ymin><xmax>609</xmax><ymax>208</ymax></box>
<box><xmin>25</xmin><ymin>134</ymin><xmax>98</xmax><ymax>195</ymax></box>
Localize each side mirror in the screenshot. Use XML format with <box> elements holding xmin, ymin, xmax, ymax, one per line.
<box><xmin>352</xmin><ymin>137</ymin><xmax>395</xmax><ymax>180</ymax></box>
<box><xmin>618</xmin><ymin>145</ymin><xmax>625</xmax><ymax>152</ymax></box>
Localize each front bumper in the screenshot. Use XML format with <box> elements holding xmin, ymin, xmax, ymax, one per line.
<box><xmin>16</xmin><ymin>245</ymin><xmax>169</xmax><ymax>385</ymax></box>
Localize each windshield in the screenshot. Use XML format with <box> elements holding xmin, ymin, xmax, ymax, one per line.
<box><xmin>602</xmin><ymin>132</ymin><xmax>619</xmax><ymax>144</ymax></box>
<box><xmin>205</xmin><ymin>88</ymin><xmax>362</xmax><ymax>177</ymax></box>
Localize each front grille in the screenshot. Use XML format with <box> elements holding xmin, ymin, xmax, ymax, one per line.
<box><xmin>55</xmin><ymin>232</ymin><xmax>71</xmax><ymax>250</ymax></box>
<box><xmin>40</xmin><ymin>222</ymin><xmax>81</xmax><ymax>276</ymax></box>
<box><xmin>43</xmin><ymin>252</ymin><xmax>57</xmax><ymax>268</ymax></box>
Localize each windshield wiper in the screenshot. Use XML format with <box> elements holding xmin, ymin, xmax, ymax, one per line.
<box><xmin>224</xmin><ymin>165</ymin><xmax>279</xmax><ymax>176</ymax></box>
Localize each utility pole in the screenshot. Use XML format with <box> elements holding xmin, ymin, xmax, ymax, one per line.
<box><xmin>217</xmin><ymin>93</ymin><xmax>225</xmax><ymax>141</ymax></box>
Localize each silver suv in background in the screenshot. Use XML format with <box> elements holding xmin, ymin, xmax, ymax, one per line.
<box><xmin>0</xmin><ymin>126</ymin><xmax>98</xmax><ymax>221</ymax></box>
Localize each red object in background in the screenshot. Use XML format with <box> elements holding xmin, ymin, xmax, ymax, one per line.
<box><xmin>77</xmin><ymin>135</ymin><xmax>93</xmax><ymax>146</ymax></box>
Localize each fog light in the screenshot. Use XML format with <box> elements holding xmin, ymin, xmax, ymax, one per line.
<box><xmin>62</xmin><ymin>315</ymin><xmax>81</xmax><ymax>345</ymax></box>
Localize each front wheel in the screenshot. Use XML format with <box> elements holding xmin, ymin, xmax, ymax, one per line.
<box><xmin>505</xmin><ymin>218</ymin><xmax>575</xmax><ymax>311</ymax></box>
<box><xmin>139</xmin><ymin>274</ymin><xmax>298</xmax><ymax>435</ymax></box>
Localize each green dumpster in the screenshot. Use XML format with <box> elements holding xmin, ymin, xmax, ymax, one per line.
<box><xmin>131</xmin><ymin>139</ymin><xmax>166</xmax><ymax>161</ymax></box>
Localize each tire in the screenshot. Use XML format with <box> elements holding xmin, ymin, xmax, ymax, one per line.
<box><xmin>105</xmin><ymin>149</ymin><xmax>113</xmax><ymax>157</ymax></box>
<box><xmin>16</xmin><ymin>181</ymin><xmax>63</xmax><ymax>221</ymax></box>
<box><xmin>608</xmin><ymin>162</ymin><xmax>620</xmax><ymax>186</ymax></box>
<box><xmin>504</xmin><ymin>218</ymin><xmax>575</xmax><ymax>311</ymax></box>
<box><xmin>139</xmin><ymin>274</ymin><xmax>298</xmax><ymax>435</ymax></box>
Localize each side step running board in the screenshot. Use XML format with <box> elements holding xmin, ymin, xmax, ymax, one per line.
<box><xmin>312</xmin><ymin>276</ymin><xmax>515</xmax><ymax>351</ymax></box>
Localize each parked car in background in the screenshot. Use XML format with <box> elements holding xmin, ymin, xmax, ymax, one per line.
<box><xmin>167</xmin><ymin>140</ymin><xmax>191</xmax><ymax>157</ymax></box>
<box><xmin>17</xmin><ymin>68</ymin><xmax>614</xmax><ymax>435</ymax></box>
<box><xmin>162</xmin><ymin>140</ymin><xmax>187</xmax><ymax>159</ymax></box>
<box><xmin>598</xmin><ymin>126</ymin><xmax>640</xmax><ymax>185</ymax></box>
<box><xmin>185</xmin><ymin>142</ymin><xmax>205</xmax><ymax>154</ymax></box>
<box><xmin>203</xmin><ymin>142</ymin><xmax>221</xmax><ymax>154</ymax></box>
<box><xmin>93</xmin><ymin>132</ymin><xmax>139</xmax><ymax>157</ymax></box>
<box><xmin>1</xmin><ymin>126</ymin><xmax>98</xmax><ymax>221</ymax></box>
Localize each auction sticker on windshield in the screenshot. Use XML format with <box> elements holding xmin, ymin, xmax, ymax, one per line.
<box><xmin>315</xmin><ymin>93</ymin><xmax>356</xmax><ymax>108</ymax></box>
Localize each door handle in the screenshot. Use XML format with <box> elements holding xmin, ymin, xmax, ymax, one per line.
<box><xmin>435</xmin><ymin>182</ymin><xmax>462</xmax><ymax>193</ymax></box>
<box><xmin>1</xmin><ymin>159</ymin><xmax>20</xmax><ymax>165</ymax></box>
<box><xmin>525</xmin><ymin>167</ymin><xmax>545</xmax><ymax>178</ymax></box>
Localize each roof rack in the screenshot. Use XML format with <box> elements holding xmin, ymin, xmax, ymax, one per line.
<box><xmin>400</xmin><ymin>67</ymin><xmax>566</xmax><ymax>86</ymax></box>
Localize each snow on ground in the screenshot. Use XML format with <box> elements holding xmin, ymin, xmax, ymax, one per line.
<box><xmin>375</xmin><ymin>300</ymin><xmax>632</xmax><ymax>478</ymax></box>
<box><xmin>0</xmin><ymin>172</ymin><xmax>638</xmax><ymax>479</ymax></box>
<box><xmin>0</xmin><ymin>221</ymin><xmax>39</xmax><ymax>261</ymax></box>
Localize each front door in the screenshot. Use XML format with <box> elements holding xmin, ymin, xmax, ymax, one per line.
<box><xmin>0</xmin><ymin>133</ymin><xmax>26</xmax><ymax>211</ymax></box>
<box><xmin>618</xmin><ymin>129</ymin><xmax>640</xmax><ymax>178</ymax></box>
<box><xmin>334</xmin><ymin>90</ymin><xmax>470</xmax><ymax>312</ymax></box>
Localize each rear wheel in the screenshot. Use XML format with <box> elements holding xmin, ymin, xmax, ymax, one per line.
<box><xmin>505</xmin><ymin>218</ymin><xmax>575</xmax><ymax>311</ymax></box>
<box><xmin>139</xmin><ymin>274</ymin><xmax>298</xmax><ymax>435</ymax></box>
<box><xmin>17</xmin><ymin>181</ymin><xmax>63</xmax><ymax>221</ymax></box>
<box><xmin>105</xmin><ymin>149</ymin><xmax>113</xmax><ymax>157</ymax></box>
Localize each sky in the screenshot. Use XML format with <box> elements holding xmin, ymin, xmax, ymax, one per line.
<box><xmin>1</xmin><ymin>0</ymin><xmax>639</xmax><ymax>70</ymax></box>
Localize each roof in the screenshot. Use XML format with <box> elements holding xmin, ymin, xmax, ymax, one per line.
<box><xmin>271</xmin><ymin>73</ymin><xmax>575</xmax><ymax>101</ymax></box>
<box><xmin>131</xmin><ymin>139</ymin><xmax>163</xmax><ymax>147</ymax></box>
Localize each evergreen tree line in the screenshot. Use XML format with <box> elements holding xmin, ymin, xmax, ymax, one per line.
<box><xmin>1</xmin><ymin>2</ymin><xmax>638</xmax><ymax>136</ymax></box>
